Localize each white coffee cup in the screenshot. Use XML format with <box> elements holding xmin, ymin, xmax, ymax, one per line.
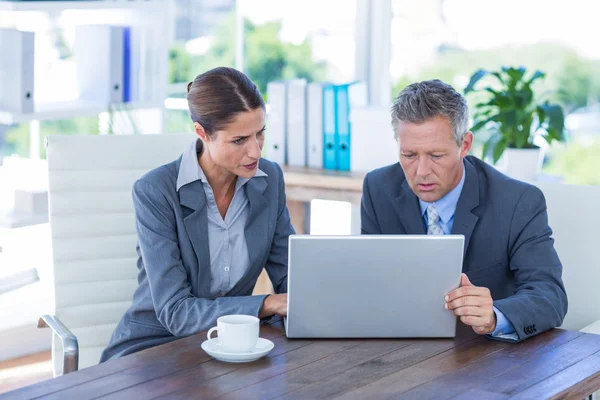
<box><xmin>207</xmin><ymin>314</ymin><xmax>260</xmax><ymax>353</ymax></box>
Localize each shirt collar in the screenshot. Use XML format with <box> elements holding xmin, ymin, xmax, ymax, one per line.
<box><xmin>419</xmin><ymin>160</ymin><xmax>467</xmax><ymax>224</ymax></box>
<box><xmin>176</xmin><ymin>139</ymin><xmax>267</xmax><ymax>191</ymax></box>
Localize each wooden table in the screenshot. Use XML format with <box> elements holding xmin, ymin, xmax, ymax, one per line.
<box><xmin>5</xmin><ymin>320</ymin><xmax>600</xmax><ymax>399</ymax></box>
<box><xmin>282</xmin><ymin>167</ymin><xmax>366</xmax><ymax>235</ymax></box>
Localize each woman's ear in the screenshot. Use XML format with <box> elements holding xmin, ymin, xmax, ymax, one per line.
<box><xmin>194</xmin><ymin>122</ymin><xmax>209</xmax><ymax>142</ymax></box>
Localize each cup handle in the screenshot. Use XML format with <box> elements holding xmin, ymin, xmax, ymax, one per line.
<box><xmin>207</xmin><ymin>327</ymin><xmax>218</xmax><ymax>341</ymax></box>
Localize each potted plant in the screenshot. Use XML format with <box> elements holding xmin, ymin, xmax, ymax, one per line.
<box><xmin>464</xmin><ymin>66</ymin><xmax>566</xmax><ymax>181</ymax></box>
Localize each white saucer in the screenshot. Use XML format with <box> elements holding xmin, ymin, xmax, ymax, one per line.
<box><xmin>201</xmin><ymin>337</ymin><xmax>274</xmax><ymax>363</ymax></box>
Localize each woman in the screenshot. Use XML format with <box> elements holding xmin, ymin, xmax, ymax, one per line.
<box><xmin>100</xmin><ymin>67</ymin><xmax>292</xmax><ymax>361</ymax></box>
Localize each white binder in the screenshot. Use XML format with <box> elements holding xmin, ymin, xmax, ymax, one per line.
<box><xmin>286</xmin><ymin>79</ymin><xmax>307</xmax><ymax>167</ymax></box>
<box><xmin>306</xmin><ymin>82</ymin><xmax>325</xmax><ymax>169</ymax></box>
<box><xmin>266</xmin><ymin>81</ymin><xmax>287</xmax><ymax>165</ymax></box>
<box><xmin>0</xmin><ymin>28</ymin><xmax>34</xmax><ymax>114</ymax></box>
<box><xmin>350</xmin><ymin>106</ymin><xmax>399</xmax><ymax>172</ymax></box>
<box><xmin>75</xmin><ymin>25</ymin><xmax>125</xmax><ymax>104</ymax></box>
<box><xmin>128</xmin><ymin>27</ymin><xmax>143</xmax><ymax>103</ymax></box>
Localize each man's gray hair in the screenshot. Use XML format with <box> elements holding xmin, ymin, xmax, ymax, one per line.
<box><xmin>391</xmin><ymin>79</ymin><xmax>470</xmax><ymax>145</ymax></box>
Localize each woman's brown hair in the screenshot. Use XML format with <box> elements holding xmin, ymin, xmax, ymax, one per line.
<box><xmin>186</xmin><ymin>67</ymin><xmax>265</xmax><ymax>136</ymax></box>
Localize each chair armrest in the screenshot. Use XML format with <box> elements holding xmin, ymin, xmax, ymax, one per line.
<box><xmin>38</xmin><ymin>314</ymin><xmax>79</xmax><ymax>374</ymax></box>
<box><xmin>581</xmin><ymin>320</ymin><xmax>600</xmax><ymax>335</ymax></box>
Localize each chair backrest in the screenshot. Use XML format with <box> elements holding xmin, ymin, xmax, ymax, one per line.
<box><xmin>536</xmin><ymin>182</ymin><xmax>600</xmax><ymax>331</ymax></box>
<box><xmin>46</xmin><ymin>133</ymin><xmax>193</xmax><ymax>375</ymax></box>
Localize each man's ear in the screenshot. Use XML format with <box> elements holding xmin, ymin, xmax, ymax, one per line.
<box><xmin>461</xmin><ymin>131</ymin><xmax>473</xmax><ymax>157</ymax></box>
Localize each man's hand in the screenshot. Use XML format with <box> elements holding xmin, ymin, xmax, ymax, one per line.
<box><xmin>445</xmin><ymin>273</ymin><xmax>496</xmax><ymax>335</ymax></box>
<box><xmin>259</xmin><ymin>294</ymin><xmax>288</xmax><ymax>318</ymax></box>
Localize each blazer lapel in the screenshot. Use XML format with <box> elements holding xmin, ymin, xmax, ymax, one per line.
<box><xmin>395</xmin><ymin>180</ymin><xmax>426</xmax><ymax>234</ymax></box>
<box><xmin>179</xmin><ymin>180</ymin><xmax>211</xmax><ymax>295</ymax></box>
<box><xmin>229</xmin><ymin>176</ymin><xmax>270</xmax><ymax>296</ymax></box>
<box><xmin>452</xmin><ymin>158</ymin><xmax>480</xmax><ymax>258</ymax></box>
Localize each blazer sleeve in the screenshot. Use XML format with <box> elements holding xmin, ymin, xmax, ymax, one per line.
<box><xmin>492</xmin><ymin>185</ymin><xmax>568</xmax><ymax>342</ymax></box>
<box><xmin>132</xmin><ymin>179</ymin><xmax>268</xmax><ymax>337</ymax></box>
<box><xmin>264</xmin><ymin>163</ymin><xmax>295</xmax><ymax>294</ymax></box>
<box><xmin>361</xmin><ymin>172</ymin><xmax>382</xmax><ymax>234</ymax></box>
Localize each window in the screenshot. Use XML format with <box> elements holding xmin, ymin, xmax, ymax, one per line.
<box><xmin>391</xmin><ymin>0</ymin><xmax>600</xmax><ymax>185</ymax></box>
<box><xmin>241</xmin><ymin>0</ymin><xmax>356</xmax><ymax>89</ymax></box>
<box><xmin>166</xmin><ymin>0</ymin><xmax>357</xmax><ymax>133</ymax></box>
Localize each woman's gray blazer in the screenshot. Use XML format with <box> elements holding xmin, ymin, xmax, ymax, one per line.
<box><xmin>100</xmin><ymin>155</ymin><xmax>294</xmax><ymax>361</ymax></box>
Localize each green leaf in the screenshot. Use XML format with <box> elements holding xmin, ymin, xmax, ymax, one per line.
<box><xmin>471</xmin><ymin>114</ymin><xmax>499</xmax><ymax>132</ymax></box>
<box><xmin>502</xmin><ymin>109</ymin><xmax>518</xmax><ymax>130</ymax></box>
<box><xmin>513</xmin><ymin>84</ymin><xmax>534</xmax><ymax>108</ymax></box>
<box><xmin>492</xmin><ymin>137</ymin><xmax>509</xmax><ymax>164</ymax></box>
<box><xmin>482</xmin><ymin>132</ymin><xmax>501</xmax><ymax>161</ymax></box>
<box><xmin>487</xmin><ymin>92</ymin><xmax>513</xmax><ymax>108</ymax></box>
<box><xmin>535</xmin><ymin>105</ymin><xmax>547</xmax><ymax>132</ymax></box>
<box><xmin>517</xmin><ymin>114</ymin><xmax>533</xmax><ymax>148</ymax></box>
<box><xmin>464</xmin><ymin>69</ymin><xmax>488</xmax><ymax>94</ymax></box>
<box><xmin>547</xmin><ymin>127</ymin><xmax>561</xmax><ymax>142</ymax></box>
<box><xmin>541</xmin><ymin>131</ymin><xmax>554</xmax><ymax>145</ymax></box>
<box><xmin>503</xmin><ymin>66</ymin><xmax>526</xmax><ymax>82</ymax></box>
<box><xmin>473</xmin><ymin>108</ymin><xmax>494</xmax><ymax>120</ymax></box>
<box><xmin>527</xmin><ymin>70</ymin><xmax>546</xmax><ymax>85</ymax></box>
<box><xmin>482</xmin><ymin>136</ymin><xmax>493</xmax><ymax>161</ymax></box>
<box><xmin>539</xmin><ymin>102</ymin><xmax>565</xmax><ymax>142</ymax></box>
<box><xmin>490</xmin><ymin>71</ymin><xmax>505</xmax><ymax>84</ymax></box>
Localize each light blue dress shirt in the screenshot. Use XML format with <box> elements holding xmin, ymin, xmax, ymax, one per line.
<box><xmin>418</xmin><ymin>161</ymin><xmax>517</xmax><ymax>340</ymax></box>
<box><xmin>176</xmin><ymin>140</ymin><xmax>267</xmax><ymax>298</ymax></box>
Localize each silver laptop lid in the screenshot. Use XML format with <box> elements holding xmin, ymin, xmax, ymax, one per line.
<box><xmin>286</xmin><ymin>235</ymin><xmax>464</xmax><ymax>338</ymax></box>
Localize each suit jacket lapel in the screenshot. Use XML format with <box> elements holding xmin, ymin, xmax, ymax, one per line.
<box><xmin>179</xmin><ymin>180</ymin><xmax>211</xmax><ymax>296</ymax></box>
<box><xmin>229</xmin><ymin>176</ymin><xmax>270</xmax><ymax>296</ymax></box>
<box><xmin>452</xmin><ymin>158</ymin><xmax>480</xmax><ymax>258</ymax></box>
<box><xmin>395</xmin><ymin>180</ymin><xmax>426</xmax><ymax>234</ymax></box>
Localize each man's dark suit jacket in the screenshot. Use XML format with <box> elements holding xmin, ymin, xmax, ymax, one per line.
<box><xmin>361</xmin><ymin>155</ymin><xmax>568</xmax><ymax>342</ymax></box>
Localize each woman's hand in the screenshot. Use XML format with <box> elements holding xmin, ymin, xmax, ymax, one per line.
<box><xmin>259</xmin><ymin>294</ymin><xmax>288</xmax><ymax>318</ymax></box>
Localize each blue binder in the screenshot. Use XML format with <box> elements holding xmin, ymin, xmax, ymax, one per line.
<box><xmin>122</xmin><ymin>27</ymin><xmax>131</xmax><ymax>103</ymax></box>
<box><xmin>335</xmin><ymin>84</ymin><xmax>351</xmax><ymax>171</ymax></box>
<box><xmin>322</xmin><ymin>85</ymin><xmax>336</xmax><ymax>170</ymax></box>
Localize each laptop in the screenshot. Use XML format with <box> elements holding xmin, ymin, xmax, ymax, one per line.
<box><xmin>285</xmin><ymin>235</ymin><xmax>464</xmax><ymax>338</ymax></box>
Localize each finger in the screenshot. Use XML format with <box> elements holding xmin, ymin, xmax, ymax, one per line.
<box><xmin>461</xmin><ymin>273</ymin><xmax>472</xmax><ymax>287</ymax></box>
<box><xmin>473</xmin><ymin>325</ymin><xmax>490</xmax><ymax>335</ymax></box>
<box><xmin>459</xmin><ymin>315</ymin><xmax>489</xmax><ymax>327</ymax></box>
<box><xmin>445</xmin><ymin>286</ymin><xmax>488</xmax><ymax>303</ymax></box>
<box><xmin>446</xmin><ymin>295</ymin><xmax>493</xmax><ymax>310</ymax></box>
<box><xmin>451</xmin><ymin>306</ymin><xmax>486</xmax><ymax>317</ymax></box>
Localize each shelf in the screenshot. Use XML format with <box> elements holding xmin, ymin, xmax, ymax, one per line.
<box><xmin>0</xmin><ymin>0</ymin><xmax>163</xmax><ymax>12</ymax></box>
<box><xmin>0</xmin><ymin>100</ymin><xmax>164</xmax><ymax>125</ymax></box>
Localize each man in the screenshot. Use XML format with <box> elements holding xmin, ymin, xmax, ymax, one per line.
<box><xmin>361</xmin><ymin>79</ymin><xmax>567</xmax><ymax>342</ymax></box>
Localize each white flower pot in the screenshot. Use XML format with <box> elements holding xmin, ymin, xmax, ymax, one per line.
<box><xmin>495</xmin><ymin>147</ymin><xmax>543</xmax><ymax>182</ymax></box>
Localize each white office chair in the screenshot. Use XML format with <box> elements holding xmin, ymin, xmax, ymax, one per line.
<box><xmin>537</xmin><ymin>182</ymin><xmax>600</xmax><ymax>400</ymax></box>
<box><xmin>40</xmin><ymin>133</ymin><xmax>193</xmax><ymax>376</ymax></box>
<box><xmin>536</xmin><ymin>182</ymin><xmax>600</xmax><ymax>335</ymax></box>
